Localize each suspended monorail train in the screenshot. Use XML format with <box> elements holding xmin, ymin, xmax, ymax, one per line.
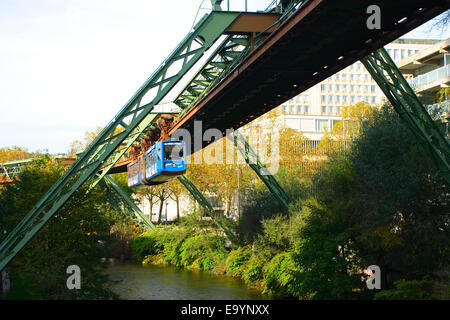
<box><xmin>127</xmin><ymin>140</ymin><xmax>186</xmax><ymax>187</ymax></box>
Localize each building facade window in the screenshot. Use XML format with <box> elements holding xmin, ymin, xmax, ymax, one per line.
<box><xmin>316</xmin><ymin>119</ymin><xmax>329</xmax><ymax>132</ymax></box>
<box><xmin>297</xmin><ymin>105</ymin><xmax>302</xmax><ymax>113</ymax></box>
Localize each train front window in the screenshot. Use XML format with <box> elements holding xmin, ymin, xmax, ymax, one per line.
<box><xmin>163</xmin><ymin>142</ymin><xmax>184</xmax><ymax>161</ymax></box>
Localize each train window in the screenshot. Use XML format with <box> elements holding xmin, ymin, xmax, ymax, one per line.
<box><xmin>163</xmin><ymin>142</ymin><xmax>184</xmax><ymax>161</ymax></box>
<box><xmin>146</xmin><ymin>151</ymin><xmax>154</xmax><ymax>167</ymax></box>
<box><xmin>156</xmin><ymin>148</ymin><xmax>161</xmax><ymax>162</ymax></box>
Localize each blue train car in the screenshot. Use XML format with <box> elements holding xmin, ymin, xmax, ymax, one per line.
<box><xmin>127</xmin><ymin>140</ymin><xmax>186</xmax><ymax>187</ymax></box>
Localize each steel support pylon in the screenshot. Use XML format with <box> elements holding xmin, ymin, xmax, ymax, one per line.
<box><xmin>231</xmin><ymin>130</ymin><xmax>290</xmax><ymax>211</ymax></box>
<box><xmin>362</xmin><ymin>48</ymin><xmax>450</xmax><ymax>183</ymax></box>
<box><xmin>0</xmin><ymin>11</ymin><xmax>241</xmax><ymax>271</ymax></box>
<box><xmin>177</xmin><ymin>174</ymin><xmax>238</xmax><ymax>244</ymax></box>
<box><xmin>100</xmin><ymin>175</ymin><xmax>154</xmax><ymax>230</ymax></box>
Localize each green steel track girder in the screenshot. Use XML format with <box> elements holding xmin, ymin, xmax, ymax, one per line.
<box><xmin>174</xmin><ymin>35</ymin><xmax>250</xmax><ymax>115</ymax></box>
<box><xmin>177</xmin><ymin>174</ymin><xmax>238</xmax><ymax>244</ymax></box>
<box><xmin>361</xmin><ymin>48</ymin><xmax>450</xmax><ymax>183</ymax></box>
<box><xmin>99</xmin><ymin>175</ymin><xmax>154</xmax><ymax>230</ymax></box>
<box><xmin>98</xmin><ymin>178</ymin><xmax>139</xmax><ymax>226</ymax></box>
<box><xmin>88</xmin><ymin>115</ymin><xmax>158</xmax><ymax>191</ymax></box>
<box><xmin>0</xmin><ymin>11</ymin><xmax>241</xmax><ymax>272</ymax></box>
<box><xmin>0</xmin><ymin>159</ymin><xmax>31</xmax><ymax>182</ymax></box>
<box><xmin>231</xmin><ymin>130</ymin><xmax>290</xmax><ymax>211</ymax></box>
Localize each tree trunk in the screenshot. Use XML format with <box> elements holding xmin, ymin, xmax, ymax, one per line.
<box><xmin>158</xmin><ymin>200</ymin><xmax>163</xmax><ymax>223</ymax></box>
<box><xmin>226</xmin><ymin>194</ymin><xmax>232</xmax><ymax>216</ymax></box>
<box><xmin>149</xmin><ymin>200</ymin><xmax>154</xmax><ymax>222</ymax></box>
<box><xmin>176</xmin><ymin>197</ymin><xmax>180</xmax><ymax>220</ymax></box>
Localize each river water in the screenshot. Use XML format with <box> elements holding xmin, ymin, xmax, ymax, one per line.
<box><xmin>107</xmin><ymin>263</ymin><xmax>276</xmax><ymax>300</ymax></box>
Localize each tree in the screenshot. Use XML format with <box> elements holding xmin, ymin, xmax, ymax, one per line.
<box><xmin>154</xmin><ymin>184</ymin><xmax>172</xmax><ymax>223</ymax></box>
<box><xmin>70</xmin><ymin>127</ymin><xmax>103</xmax><ymax>155</ymax></box>
<box><xmin>167</xmin><ymin>178</ymin><xmax>186</xmax><ymax>220</ymax></box>
<box><xmin>0</xmin><ymin>146</ymin><xmax>30</xmax><ymax>163</ymax></box>
<box><xmin>306</xmin><ymin>105</ymin><xmax>449</xmax><ymax>293</ymax></box>
<box><xmin>0</xmin><ymin>157</ymin><xmax>118</xmax><ymax>299</ymax></box>
<box><xmin>136</xmin><ymin>185</ymin><xmax>159</xmax><ymax>219</ymax></box>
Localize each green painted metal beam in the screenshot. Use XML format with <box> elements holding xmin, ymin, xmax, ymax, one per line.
<box><xmin>361</xmin><ymin>48</ymin><xmax>450</xmax><ymax>183</ymax></box>
<box><xmin>177</xmin><ymin>174</ymin><xmax>238</xmax><ymax>244</ymax></box>
<box><xmin>98</xmin><ymin>178</ymin><xmax>136</xmax><ymax>225</ymax></box>
<box><xmin>0</xmin><ymin>159</ymin><xmax>33</xmax><ymax>182</ymax></box>
<box><xmin>101</xmin><ymin>175</ymin><xmax>154</xmax><ymax>230</ymax></box>
<box><xmin>174</xmin><ymin>35</ymin><xmax>250</xmax><ymax>116</ymax></box>
<box><xmin>0</xmin><ymin>11</ymin><xmax>241</xmax><ymax>272</ymax></box>
<box><xmin>231</xmin><ymin>130</ymin><xmax>290</xmax><ymax>211</ymax></box>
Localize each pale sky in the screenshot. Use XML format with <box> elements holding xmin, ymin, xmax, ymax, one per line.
<box><xmin>0</xmin><ymin>1</ymin><xmax>448</xmax><ymax>154</ymax></box>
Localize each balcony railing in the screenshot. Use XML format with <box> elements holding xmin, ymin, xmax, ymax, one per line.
<box><xmin>409</xmin><ymin>64</ymin><xmax>450</xmax><ymax>89</ymax></box>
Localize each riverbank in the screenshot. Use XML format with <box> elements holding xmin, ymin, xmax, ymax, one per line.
<box><xmin>132</xmin><ymin>225</ymin><xmax>297</xmax><ymax>299</ymax></box>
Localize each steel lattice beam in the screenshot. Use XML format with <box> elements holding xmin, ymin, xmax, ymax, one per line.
<box><xmin>361</xmin><ymin>48</ymin><xmax>450</xmax><ymax>183</ymax></box>
<box><xmin>231</xmin><ymin>130</ymin><xmax>290</xmax><ymax>211</ymax></box>
<box><xmin>99</xmin><ymin>175</ymin><xmax>154</xmax><ymax>230</ymax></box>
<box><xmin>177</xmin><ymin>174</ymin><xmax>238</xmax><ymax>244</ymax></box>
<box><xmin>0</xmin><ymin>11</ymin><xmax>241</xmax><ymax>271</ymax></box>
<box><xmin>174</xmin><ymin>35</ymin><xmax>250</xmax><ymax>115</ymax></box>
<box><xmin>0</xmin><ymin>159</ymin><xmax>33</xmax><ymax>183</ymax></box>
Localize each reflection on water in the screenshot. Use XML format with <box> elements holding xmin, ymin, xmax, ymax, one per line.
<box><xmin>107</xmin><ymin>263</ymin><xmax>276</xmax><ymax>300</ymax></box>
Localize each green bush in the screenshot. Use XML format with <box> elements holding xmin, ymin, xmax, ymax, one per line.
<box><xmin>179</xmin><ymin>233</ymin><xmax>228</xmax><ymax>271</ymax></box>
<box><xmin>134</xmin><ymin>227</ymin><xmax>228</xmax><ymax>272</ymax></box>
<box><xmin>374</xmin><ymin>277</ymin><xmax>435</xmax><ymax>300</ymax></box>
<box><xmin>133</xmin><ymin>227</ymin><xmax>186</xmax><ymax>261</ymax></box>
<box><xmin>241</xmin><ymin>254</ymin><xmax>269</xmax><ymax>285</ymax></box>
<box><xmin>262</xmin><ymin>252</ymin><xmax>301</xmax><ymax>297</ymax></box>
<box><xmin>225</xmin><ymin>246</ymin><xmax>252</xmax><ymax>277</ymax></box>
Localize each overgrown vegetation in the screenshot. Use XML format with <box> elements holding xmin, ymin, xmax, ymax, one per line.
<box><xmin>0</xmin><ymin>157</ymin><xmax>138</xmax><ymax>299</ymax></box>
<box><xmin>134</xmin><ymin>226</ymin><xmax>228</xmax><ymax>272</ymax></box>
<box><xmin>134</xmin><ymin>104</ymin><xmax>449</xmax><ymax>300</ymax></box>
